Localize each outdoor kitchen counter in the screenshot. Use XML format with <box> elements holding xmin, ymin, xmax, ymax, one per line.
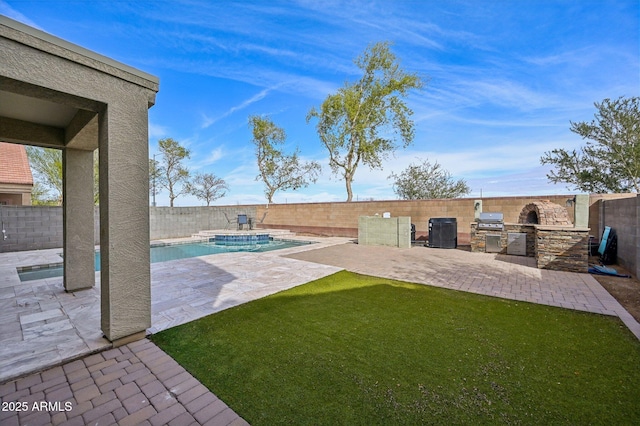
<box><xmin>470</xmin><ymin>222</ymin><xmax>590</xmax><ymax>273</ymax></box>
<box><xmin>535</xmin><ymin>225</ymin><xmax>590</xmax><ymax>273</ymax></box>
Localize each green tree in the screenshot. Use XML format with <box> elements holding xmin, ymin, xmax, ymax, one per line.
<box><xmin>307</xmin><ymin>41</ymin><xmax>425</xmax><ymax>201</ymax></box>
<box><xmin>187</xmin><ymin>173</ymin><xmax>229</xmax><ymax>206</ymax></box>
<box><xmin>26</xmin><ymin>146</ymin><xmax>100</xmax><ymax>205</ymax></box>
<box><xmin>389</xmin><ymin>159</ymin><xmax>470</xmax><ymax>200</ymax></box>
<box><xmin>249</xmin><ymin>115</ymin><xmax>321</xmax><ymax>203</ymax></box>
<box><xmin>92</xmin><ymin>151</ymin><xmax>99</xmax><ymax>205</ymax></box>
<box><xmin>156</xmin><ymin>138</ymin><xmax>191</xmax><ymax>207</ymax></box>
<box><xmin>541</xmin><ymin>96</ymin><xmax>640</xmax><ymax>193</ymax></box>
<box><xmin>30</xmin><ymin>181</ymin><xmax>58</xmax><ymax>205</ymax></box>
<box><xmin>26</xmin><ymin>146</ymin><xmax>63</xmax><ymax>205</ymax></box>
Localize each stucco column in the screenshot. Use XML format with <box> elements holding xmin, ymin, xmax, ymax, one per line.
<box><xmin>99</xmin><ymin>97</ymin><xmax>151</xmax><ymax>343</ymax></box>
<box><xmin>63</xmin><ymin>148</ymin><xmax>96</xmax><ymax>291</ymax></box>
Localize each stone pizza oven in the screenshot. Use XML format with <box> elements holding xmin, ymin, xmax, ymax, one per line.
<box><xmin>518</xmin><ymin>200</ymin><xmax>572</xmax><ymax>226</ymax></box>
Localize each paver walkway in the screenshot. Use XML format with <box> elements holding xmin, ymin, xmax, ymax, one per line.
<box><xmin>0</xmin><ymin>338</ymin><xmax>247</xmax><ymax>426</ymax></box>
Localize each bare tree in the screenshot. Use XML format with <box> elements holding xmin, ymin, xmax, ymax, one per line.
<box><xmin>187</xmin><ymin>173</ymin><xmax>229</xmax><ymax>206</ymax></box>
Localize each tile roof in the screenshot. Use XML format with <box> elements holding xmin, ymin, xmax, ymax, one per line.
<box><xmin>0</xmin><ymin>142</ymin><xmax>34</xmax><ymax>185</ymax></box>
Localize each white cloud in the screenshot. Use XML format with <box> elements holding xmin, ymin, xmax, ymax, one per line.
<box><xmin>31</xmin><ymin>0</ymin><xmax>634</xmax><ymax>205</ymax></box>
<box><xmin>0</xmin><ymin>1</ymin><xmax>42</xmax><ymax>28</ymax></box>
<box><xmin>200</xmin><ymin>113</ymin><xmax>216</xmax><ymax>129</ymax></box>
<box><xmin>205</xmin><ymin>147</ymin><xmax>224</xmax><ymax>164</ymax></box>
<box><xmin>201</xmin><ymin>86</ymin><xmax>276</xmax><ymax>128</ymax></box>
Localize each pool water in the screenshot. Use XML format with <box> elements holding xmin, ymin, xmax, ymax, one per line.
<box><xmin>149</xmin><ymin>238</ymin><xmax>309</xmax><ymax>262</ymax></box>
<box><xmin>17</xmin><ymin>238</ymin><xmax>311</xmax><ymax>282</ymax></box>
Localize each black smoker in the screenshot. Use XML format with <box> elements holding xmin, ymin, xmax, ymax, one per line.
<box><xmin>428</xmin><ymin>217</ymin><xmax>457</xmax><ymax>249</ymax></box>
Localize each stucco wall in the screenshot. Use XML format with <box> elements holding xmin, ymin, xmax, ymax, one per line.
<box><xmin>0</xmin><ymin>187</ymin><xmax>31</xmax><ymax>205</ymax></box>
<box><xmin>358</xmin><ymin>216</ymin><xmax>411</xmax><ymax>248</ymax></box>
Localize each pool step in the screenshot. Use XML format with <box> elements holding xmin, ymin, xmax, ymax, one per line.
<box><xmin>192</xmin><ymin>228</ymin><xmax>297</xmax><ymax>240</ymax></box>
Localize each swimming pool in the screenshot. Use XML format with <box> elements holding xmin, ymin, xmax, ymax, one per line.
<box><xmin>17</xmin><ymin>238</ymin><xmax>312</xmax><ymax>282</ymax></box>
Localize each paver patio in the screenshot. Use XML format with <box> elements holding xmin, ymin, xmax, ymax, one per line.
<box><xmin>286</xmin><ymin>242</ymin><xmax>640</xmax><ymax>340</ymax></box>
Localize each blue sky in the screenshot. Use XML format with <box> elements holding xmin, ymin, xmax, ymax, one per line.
<box><xmin>2</xmin><ymin>0</ymin><xmax>638</xmax><ymax>206</ymax></box>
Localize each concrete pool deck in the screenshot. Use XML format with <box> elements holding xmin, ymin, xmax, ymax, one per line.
<box><xmin>1</xmin><ymin>236</ymin><xmax>639</xmax><ymax>425</ymax></box>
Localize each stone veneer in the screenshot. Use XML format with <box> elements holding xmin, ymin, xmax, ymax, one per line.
<box><xmin>470</xmin><ymin>223</ymin><xmax>536</xmax><ymax>256</ymax></box>
<box><xmin>471</xmin><ymin>223</ymin><xmax>589</xmax><ymax>273</ymax></box>
<box><xmin>535</xmin><ymin>226</ymin><xmax>590</xmax><ymax>273</ymax></box>
<box><xmin>518</xmin><ymin>200</ymin><xmax>572</xmax><ymax>225</ymax></box>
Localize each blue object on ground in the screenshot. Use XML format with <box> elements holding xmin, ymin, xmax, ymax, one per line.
<box><xmin>588</xmin><ymin>264</ymin><xmax>631</xmax><ymax>278</ymax></box>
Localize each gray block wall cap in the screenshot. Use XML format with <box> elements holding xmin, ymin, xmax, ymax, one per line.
<box><xmin>0</xmin><ymin>15</ymin><xmax>159</xmax><ymax>91</ymax></box>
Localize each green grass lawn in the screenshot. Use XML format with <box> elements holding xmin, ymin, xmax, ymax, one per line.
<box><xmin>152</xmin><ymin>271</ymin><xmax>640</xmax><ymax>425</ymax></box>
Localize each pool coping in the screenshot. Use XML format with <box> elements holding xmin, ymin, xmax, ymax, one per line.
<box><xmin>14</xmin><ymin>236</ymin><xmax>317</xmax><ymax>281</ymax></box>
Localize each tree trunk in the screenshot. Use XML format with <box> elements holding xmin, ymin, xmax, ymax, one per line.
<box><xmin>345</xmin><ymin>177</ymin><xmax>353</xmax><ymax>202</ymax></box>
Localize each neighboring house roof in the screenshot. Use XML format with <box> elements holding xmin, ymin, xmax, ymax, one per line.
<box><xmin>0</xmin><ymin>142</ymin><xmax>34</xmax><ymax>185</ymax></box>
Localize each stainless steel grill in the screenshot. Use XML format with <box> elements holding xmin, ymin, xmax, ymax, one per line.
<box><xmin>477</xmin><ymin>212</ymin><xmax>504</xmax><ymax>231</ymax></box>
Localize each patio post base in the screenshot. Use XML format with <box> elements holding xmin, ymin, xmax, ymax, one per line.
<box><xmin>110</xmin><ymin>330</ymin><xmax>147</xmax><ymax>347</ymax></box>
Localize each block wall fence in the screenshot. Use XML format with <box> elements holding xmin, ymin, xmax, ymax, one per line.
<box><xmin>598</xmin><ymin>194</ymin><xmax>640</xmax><ymax>279</ymax></box>
<box><xmin>1</xmin><ymin>193</ymin><xmax>637</xmax><ymax>278</ymax></box>
<box><xmin>0</xmin><ymin>206</ymin><xmax>63</xmax><ymax>252</ymax></box>
<box><xmin>254</xmin><ymin>194</ymin><xmax>599</xmax><ymax>243</ymax></box>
